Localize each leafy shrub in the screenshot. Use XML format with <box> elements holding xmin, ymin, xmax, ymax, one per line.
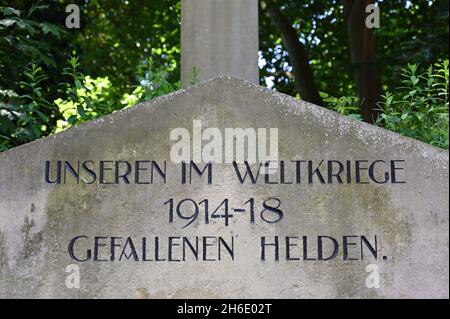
<box><xmin>1</xmin><ymin>55</ymin><xmax>181</xmax><ymax>151</ymax></box>
<box><xmin>136</xmin><ymin>58</ymin><xmax>181</xmax><ymax>100</ymax></box>
<box><xmin>322</xmin><ymin>60</ymin><xmax>449</xmax><ymax>149</ymax></box>
<box><xmin>0</xmin><ymin>64</ymin><xmax>52</xmax><ymax>151</ymax></box>
<box><xmin>320</xmin><ymin>92</ymin><xmax>363</xmax><ymax>121</ymax></box>
<box><xmin>376</xmin><ymin>60</ymin><xmax>449</xmax><ymax>149</ymax></box>
<box><xmin>1</xmin><ymin>3</ymin><xmax>64</xmax><ymax>151</ymax></box>
<box><xmin>120</xmin><ymin>58</ymin><xmax>181</xmax><ymax>110</ymax></box>
<box><xmin>1</xmin><ymin>4</ymin><xmax>181</xmax><ymax>151</ymax></box>
<box><xmin>54</xmin><ymin>57</ymin><xmax>120</xmax><ymax>132</ymax></box>
<box><xmin>0</xmin><ymin>4</ymin><xmax>64</xmax><ymax>81</ymax></box>
<box><xmin>54</xmin><ymin>57</ymin><xmax>179</xmax><ymax>132</ymax></box>
<box><xmin>1</xmin><ymin>57</ymin><xmax>448</xmax><ymax>151</ymax></box>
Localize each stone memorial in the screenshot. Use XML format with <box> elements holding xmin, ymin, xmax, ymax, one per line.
<box><xmin>0</xmin><ymin>0</ymin><xmax>448</xmax><ymax>299</ymax></box>
<box><xmin>0</xmin><ymin>75</ymin><xmax>448</xmax><ymax>298</ymax></box>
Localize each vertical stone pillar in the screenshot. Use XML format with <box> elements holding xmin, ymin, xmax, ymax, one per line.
<box><xmin>181</xmin><ymin>0</ymin><xmax>259</xmax><ymax>87</ymax></box>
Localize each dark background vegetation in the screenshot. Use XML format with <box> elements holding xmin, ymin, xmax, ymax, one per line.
<box><xmin>1</xmin><ymin>0</ymin><xmax>448</xmax><ymax>151</ymax></box>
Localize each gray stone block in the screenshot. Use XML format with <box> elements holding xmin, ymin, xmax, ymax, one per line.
<box><xmin>0</xmin><ymin>76</ymin><xmax>448</xmax><ymax>298</ymax></box>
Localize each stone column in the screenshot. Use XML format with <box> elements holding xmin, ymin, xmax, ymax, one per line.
<box><xmin>181</xmin><ymin>0</ymin><xmax>259</xmax><ymax>87</ymax></box>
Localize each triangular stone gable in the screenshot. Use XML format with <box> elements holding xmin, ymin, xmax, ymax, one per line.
<box><xmin>0</xmin><ymin>76</ymin><xmax>448</xmax><ymax>298</ymax></box>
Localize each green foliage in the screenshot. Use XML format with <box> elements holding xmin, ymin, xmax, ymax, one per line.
<box><xmin>135</xmin><ymin>58</ymin><xmax>180</xmax><ymax>101</ymax></box>
<box><xmin>321</xmin><ymin>60</ymin><xmax>449</xmax><ymax>149</ymax></box>
<box><xmin>72</xmin><ymin>0</ymin><xmax>181</xmax><ymax>94</ymax></box>
<box><xmin>259</xmin><ymin>0</ymin><xmax>449</xmax><ymax>97</ymax></box>
<box><xmin>320</xmin><ymin>92</ymin><xmax>363</xmax><ymax>121</ymax></box>
<box><xmin>1</xmin><ymin>1</ymin><xmax>449</xmax><ymax>152</ymax></box>
<box><xmin>1</xmin><ymin>2</ymin><xmax>68</xmax><ymax>150</ymax></box>
<box><xmin>54</xmin><ymin>57</ymin><xmax>179</xmax><ymax>132</ymax></box>
<box><xmin>0</xmin><ymin>64</ymin><xmax>52</xmax><ymax>150</ymax></box>
<box><xmin>55</xmin><ymin>57</ymin><xmax>118</xmax><ymax>131</ymax></box>
<box><xmin>1</xmin><ymin>1</ymin><xmax>182</xmax><ymax>150</ymax></box>
<box><xmin>1</xmin><ymin>54</ymin><xmax>181</xmax><ymax>150</ymax></box>
<box><xmin>0</xmin><ymin>4</ymin><xmax>65</xmax><ymax>72</ymax></box>
<box><xmin>260</xmin><ymin>0</ymin><xmax>351</xmax><ymax>96</ymax></box>
<box><xmin>0</xmin><ymin>3</ymin><xmax>66</xmax><ymax>93</ymax></box>
<box><xmin>376</xmin><ymin>60</ymin><xmax>449</xmax><ymax>149</ymax></box>
<box><xmin>0</xmin><ymin>89</ymin><xmax>19</xmax><ymax>151</ymax></box>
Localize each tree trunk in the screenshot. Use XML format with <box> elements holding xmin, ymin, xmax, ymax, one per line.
<box><xmin>265</xmin><ymin>4</ymin><xmax>323</xmax><ymax>106</ymax></box>
<box><xmin>343</xmin><ymin>0</ymin><xmax>382</xmax><ymax>123</ymax></box>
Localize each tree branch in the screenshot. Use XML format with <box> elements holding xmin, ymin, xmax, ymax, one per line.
<box><xmin>343</xmin><ymin>0</ymin><xmax>382</xmax><ymax>123</ymax></box>
<box><xmin>264</xmin><ymin>2</ymin><xmax>323</xmax><ymax>106</ymax></box>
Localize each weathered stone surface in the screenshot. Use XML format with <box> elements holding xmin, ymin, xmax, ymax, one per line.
<box><xmin>181</xmin><ymin>0</ymin><xmax>259</xmax><ymax>86</ymax></box>
<box><xmin>0</xmin><ymin>76</ymin><xmax>448</xmax><ymax>298</ymax></box>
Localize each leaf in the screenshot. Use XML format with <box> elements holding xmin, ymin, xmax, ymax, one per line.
<box><xmin>31</xmin><ymin>125</ymin><xmax>41</xmax><ymax>137</ymax></box>
<box><xmin>348</xmin><ymin>114</ymin><xmax>363</xmax><ymax>121</ymax></box>
<box><xmin>36</xmin><ymin>111</ymin><xmax>49</xmax><ymax>122</ymax></box>
<box><xmin>75</xmin><ymin>79</ymin><xmax>82</xmax><ymax>89</ymax></box>
<box><xmin>81</xmin><ymin>96</ymin><xmax>93</xmax><ymax>109</ymax></box>
<box><xmin>410</xmin><ymin>76</ymin><xmax>419</xmax><ymax>86</ymax></box>
<box><xmin>0</xmin><ymin>18</ymin><xmax>17</xmax><ymax>27</ymax></box>
<box><xmin>415</xmin><ymin>113</ymin><xmax>425</xmax><ymax>121</ymax></box>
<box><xmin>41</xmin><ymin>22</ymin><xmax>62</xmax><ymax>39</ymax></box>
<box><xmin>0</xmin><ymin>116</ymin><xmax>15</xmax><ymax>132</ymax></box>
<box><xmin>1</xmin><ymin>7</ymin><xmax>21</xmax><ymax>16</ymax></box>
<box><xmin>28</xmin><ymin>4</ymin><xmax>49</xmax><ymax>17</ymax></box>
<box><xmin>0</xmin><ymin>89</ymin><xmax>19</xmax><ymax>98</ymax></box>
<box><xmin>76</xmin><ymin>104</ymin><xmax>86</xmax><ymax>117</ymax></box>
<box><xmin>67</xmin><ymin>114</ymin><xmax>78</xmax><ymax>124</ymax></box>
